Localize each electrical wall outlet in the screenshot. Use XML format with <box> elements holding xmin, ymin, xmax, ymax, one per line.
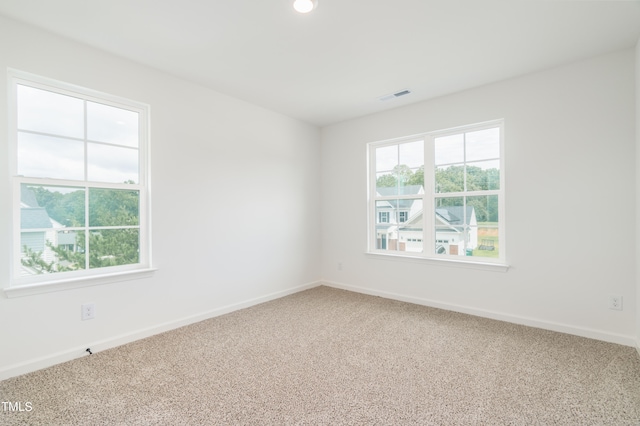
<box><xmin>338</xmin><ymin>262</ymin><xmax>343</xmax><ymax>271</ymax></box>
<box><xmin>609</xmin><ymin>295</ymin><xmax>623</xmax><ymax>311</ymax></box>
<box><xmin>81</xmin><ymin>303</ymin><xmax>96</xmax><ymax>320</ymax></box>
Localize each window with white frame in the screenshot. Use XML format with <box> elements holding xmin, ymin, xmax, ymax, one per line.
<box><xmin>368</xmin><ymin>121</ymin><xmax>504</xmax><ymax>263</ymax></box>
<box><xmin>9</xmin><ymin>71</ymin><xmax>150</xmax><ymax>288</ymax></box>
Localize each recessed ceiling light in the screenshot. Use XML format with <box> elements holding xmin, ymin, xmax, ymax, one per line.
<box><xmin>293</xmin><ymin>0</ymin><xmax>317</xmax><ymax>14</ymax></box>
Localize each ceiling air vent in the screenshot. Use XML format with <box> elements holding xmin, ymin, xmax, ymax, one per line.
<box><xmin>379</xmin><ymin>89</ymin><xmax>411</xmax><ymax>101</ymax></box>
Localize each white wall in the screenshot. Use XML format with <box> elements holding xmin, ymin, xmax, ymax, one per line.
<box><xmin>0</xmin><ymin>16</ymin><xmax>321</xmax><ymax>379</ymax></box>
<box><xmin>321</xmin><ymin>49</ymin><xmax>637</xmax><ymax>345</ymax></box>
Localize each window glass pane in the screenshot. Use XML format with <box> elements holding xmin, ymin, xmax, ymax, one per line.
<box><xmin>466</xmin><ymin>195</ymin><xmax>499</xmax><ymax>223</ymax></box>
<box><xmin>376</xmin><ymin>198</ymin><xmax>423</xmax><ymax>252</ymax></box>
<box><xmin>407</xmin><ymin>166</ymin><xmax>424</xmax><ymax>187</ymax></box>
<box><xmin>89</xmin><ymin>229</ymin><xmax>139</xmax><ymax>269</ymax></box>
<box><xmin>17</xmin><ymin>85</ymin><xmax>84</xmax><ymax>138</ymax></box>
<box><xmin>398</xmin><ymin>229</ymin><xmax>423</xmax><ymax>253</ymax></box>
<box><xmin>435</xmin><ymin>226</ymin><xmax>470</xmax><ymax>256</ymax></box>
<box><xmin>58</xmin><ymin>230</ymin><xmax>86</xmax><ymax>271</ymax></box>
<box><xmin>19</xmin><ymin>184</ymin><xmax>86</xmax><ymax>274</ymax></box>
<box><xmin>87</xmin><ymin>102</ymin><xmax>139</xmax><ymax>147</ymax></box>
<box><xmin>18</xmin><ymin>132</ymin><xmax>84</xmax><ymax>180</ymax></box>
<box><xmin>435</xmin><ymin>197</ymin><xmax>465</xmax><ymax>225</ymax></box>
<box><xmin>377</xmin><ymin>168</ymin><xmax>424</xmax><ymax>195</ymax></box>
<box><xmin>398</xmin><ymin>208</ymin><xmax>423</xmax><ymax>253</ymax></box>
<box><xmin>376</xmin><ymin>199</ymin><xmax>393</xmax><ymax>251</ymax></box>
<box><xmin>87</xmin><ymin>143</ymin><xmax>139</xmax><ymax>184</ymax></box>
<box><xmin>89</xmin><ymin>188</ymin><xmax>139</xmax><ymax>227</ymax></box>
<box><xmin>435</xmin><ymin>164</ymin><xmax>464</xmax><ymax>193</ymax></box>
<box><xmin>466</xmin><ymin>127</ymin><xmax>500</xmax><ymax>162</ymax></box>
<box><xmin>20</xmin><ymin>230</ymin><xmax>86</xmax><ymax>276</ymax></box>
<box><xmin>396</xmin><ymin>198</ymin><xmax>422</xmax><ymax>222</ymax></box>
<box><xmin>435</xmin><ymin>134</ymin><xmax>463</xmax><ymax>165</ymax></box>
<box><xmin>376</xmin><ymin>201</ymin><xmax>392</xmax><ymax>224</ymax></box>
<box><xmin>376</xmin><ymin>171</ymin><xmax>398</xmax><ymax>195</ymax></box>
<box><xmin>377</xmin><ymin>141</ymin><xmax>424</xmax><ymax>194</ymax></box>
<box><xmin>399</xmin><ymin>140</ymin><xmax>423</xmax><ymax>168</ymax></box>
<box><xmin>473</xmin><ymin>226</ymin><xmax>499</xmax><ymax>258</ymax></box>
<box><xmin>376</xmin><ymin>145</ymin><xmax>397</xmax><ymax>173</ymax></box>
<box><xmin>398</xmin><ymin>166</ymin><xmax>423</xmax><ymax>192</ymax></box>
<box><xmin>434</xmin><ymin>197</ymin><xmax>465</xmax><ymax>255</ymax></box>
<box><xmin>21</xmin><ymin>184</ymin><xmax>85</xmax><ymax>228</ymax></box>
<box><xmin>375</xmin><ymin>225</ymin><xmax>390</xmax><ymax>250</ymax></box>
<box><xmin>466</xmin><ymin>160</ymin><xmax>500</xmax><ymax>191</ymax></box>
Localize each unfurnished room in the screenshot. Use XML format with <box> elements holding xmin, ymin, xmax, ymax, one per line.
<box><xmin>1</xmin><ymin>1</ymin><xmax>640</xmax><ymax>424</ymax></box>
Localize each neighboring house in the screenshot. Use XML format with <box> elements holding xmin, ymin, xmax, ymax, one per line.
<box><xmin>376</xmin><ymin>185</ymin><xmax>424</xmax><ymax>252</ymax></box>
<box><xmin>376</xmin><ymin>185</ymin><xmax>478</xmax><ymax>255</ymax></box>
<box><xmin>20</xmin><ymin>207</ymin><xmax>53</xmax><ymax>255</ymax></box>
<box><xmin>20</xmin><ymin>185</ymin><xmax>76</xmax><ymax>275</ymax></box>
<box><xmin>435</xmin><ymin>205</ymin><xmax>478</xmax><ymax>255</ymax></box>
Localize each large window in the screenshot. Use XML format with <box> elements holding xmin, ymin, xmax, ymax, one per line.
<box><xmin>9</xmin><ymin>71</ymin><xmax>150</xmax><ymax>289</ymax></box>
<box><xmin>368</xmin><ymin>121</ymin><xmax>505</xmax><ymax>264</ymax></box>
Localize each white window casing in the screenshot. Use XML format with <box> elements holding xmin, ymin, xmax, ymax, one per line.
<box><xmin>367</xmin><ymin>120</ymin><xmax>507</xmax><ymax>271</ymax></box>
<box><xmin>6</xmin><ymin>70</ymin><xmax>154</xmax><ymax>297</ymax></box>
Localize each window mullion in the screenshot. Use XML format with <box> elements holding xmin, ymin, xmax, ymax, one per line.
<box><xmin>375</xmin><ymin>194</ymin><xmax>424</xmax><ymax>201</ymax></box>
<box><xmin>84</xmin><ymin>187</ymin><xmax>90</xmax><ymax>271</ymax></box>
<box><xmin>369</xmin><ymin>145</ymin><xmax>377</xmax><ymax>251</ymax></box>
<box><xmin>424</xmin><ymin>135</ymin><xmax>434</xmax><ymax>256</ymax></box>
<box><xmin>13</xmin><ymin>178</ymin><xmax>22</xmax><ymax>281</ymax></box>
<box><xmin>83</xmin><ymin>100</ymin><xmax>90</xmax><ymax>271</ymax></box>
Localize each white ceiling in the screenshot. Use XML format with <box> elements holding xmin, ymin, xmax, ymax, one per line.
<box><xmin>1</xmin><ymin>1</ymin><xmax>639</xmax><ymax>127</ymax></box>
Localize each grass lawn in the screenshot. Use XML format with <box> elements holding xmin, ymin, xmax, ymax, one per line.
<box><xmin>472</xmin><ymin>224</ymin><xmax>499</xmax><ymax>258</ymax></box>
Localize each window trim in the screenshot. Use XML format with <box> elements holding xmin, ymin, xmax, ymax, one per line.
<box><xmin>4</xmin><ymin>268</ymin><xmax>157</xmax><ymax>298</ymax></box>
<box><xmin>6</xmin><ymin>69</ymin><xmax>153</xmax><ymax>294</ymax></box>
<box><xmin>367</xmin><ymin>120</ymin><xmax>507</xmax><ymax>269</ymax></box>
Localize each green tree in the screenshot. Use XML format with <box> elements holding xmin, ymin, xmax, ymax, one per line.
<box><xmin>377</xmin><ymin>165</ymin><xmax>424</xmax><ymax>189</ymax></box>
<box><xmin>21</xmin><ymin>246</ymin><xmax>55</xmax><ymax>274</ymax></box>
<box><xmin>433</xmin><ymin>166</ymin><xmax>500</xmax><ymax>222</ymax></box>
<box><xmin>89</xmin><ymin>188</ymin><xmax>139</xmax><ymax>226</ymax></box>
<box><xmin>24</xmin><ymin>185</ymin><xmax>140</xmax><ymax>272</ymax></box>
<box><xmin>407</xmin><ymin>166</ymin><xmax>424</xmax><ymax>186</ymax></box>
<box><xmin>88</xmin><ymin>229</ymin><xmax>139</xmax><ymax>268</ymax></box>
<box><xmin>393</xmin><ymin>164</ymin><xmax>413</xmax><ymax>185</ymax></box>
<box><xmin>376</xmin><ymin>173</ymin><xmax>397</xmax><ymax>188</ymax></box>
<box><xmin>30</xmin><ymin>186</ymin><xmax>84</xmax><ymax>226</ymax></box>
<box><xmin>435</xmin><ymin>165</ymin><xmax>464</xmax><ymax>193</ymax></box>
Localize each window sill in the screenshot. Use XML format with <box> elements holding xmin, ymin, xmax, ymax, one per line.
<box><xmin>365</xmin><ymin>252</ymin><xmax>509</xmax><ymax>272</ymax></box>
<box><xmin>4</xmin><ymin>268</ymin><xmax>157</xmax><ymax>298</ymax></box>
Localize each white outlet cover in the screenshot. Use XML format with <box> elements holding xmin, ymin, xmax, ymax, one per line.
<box><xmin>81</xmin><ymin>303</ymin><xmax>96</xmax><ymax>320</ymax></box>
<box><xmin>609</xmin><ymin>295</ymin><xmax>623</xmax><ymax>311</ymax></box>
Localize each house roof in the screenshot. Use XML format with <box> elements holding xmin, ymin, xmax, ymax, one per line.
<box><xmin>21</xmin><ymin>208</ymin><xmax>53</xmax><ymax>230</ymax></box>
<box><xmin>436</xmin><ymin>206</ymin><xmax>475</xmax><ymax>226</ymax></box>
<box><xmin>20</xmin><ymin>184</ymin><xmax>40</xmax><ymax>208</ymax></box>
<box><xmin>377</xmin><ymin>185</ymin><xmax>424</xmax><ymax>210</ymax></box>
<box><xmin>377</xmin><ymin>185</ymin><xmax>423</xmax><ymax>197</ymax></box>
<box><xmin>20</xmin><ymin>184</ymin><xmax>54</xmax><ymax>229</ymax></box>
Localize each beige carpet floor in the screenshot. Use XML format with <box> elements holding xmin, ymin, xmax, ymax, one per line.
<box><xmin>2</xmin><ymin>286</ymin><xmax>640</xmax><ymax>425</ymax></box>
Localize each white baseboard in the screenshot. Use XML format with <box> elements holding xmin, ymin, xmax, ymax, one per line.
<box><xmin>0</xmin><ymin>281</ymin><xmax>321</xmax><ymax>381</ymax></box>
<box><xmin>322</xmin><ymin>280</ymin><xmax>637</xmax><ymax>348</ymax></box>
